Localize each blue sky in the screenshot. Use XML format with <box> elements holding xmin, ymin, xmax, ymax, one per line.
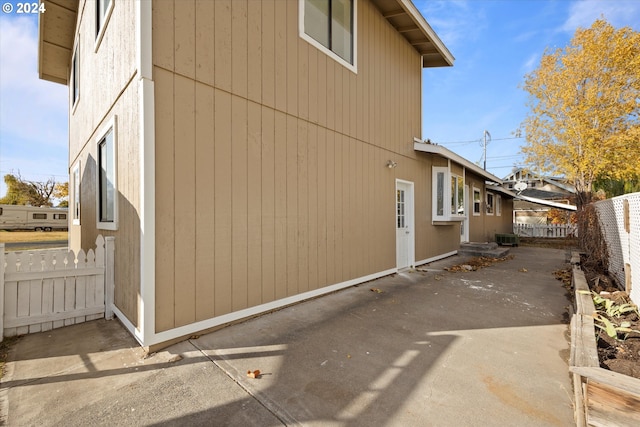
<box><xmin>1</xmin><ymin>0</ymin><xmax>639</xmax><ymax>199</ymax></box>
<box><xmin>420</xmin><ymin>0</ymin><xmax>640</xmax><ymax>177</ymax></box>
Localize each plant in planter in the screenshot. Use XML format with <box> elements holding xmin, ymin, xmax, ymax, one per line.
<box><xmin>591</xmin><ymin>292</ymin><xmax>640</xmax><ymax>340</ymax></box>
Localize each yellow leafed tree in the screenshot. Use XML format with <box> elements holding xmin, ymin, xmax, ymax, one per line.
<box><xmin>520</xmin><ymin>19</ymin><xmax>640</xmax><ymax>206</ymax></box>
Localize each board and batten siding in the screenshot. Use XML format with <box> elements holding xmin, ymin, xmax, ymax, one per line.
<box><xmin>68</xmin><ymin>0</ymin><xmax>141</xmax><ymax>327</ymax></box>
<box><xmin>151</xmin><ymin>0</ymin><xmax>441</xmax><ymax>333</ymax></box>
<box><xmin>465</xmin><ymin>172</ymin><xmax>514</xmax><ymax>243</ymax></box>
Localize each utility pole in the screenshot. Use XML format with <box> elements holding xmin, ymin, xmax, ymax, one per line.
<box><xmin>483</xmin><ymin>130</ymin><xmax>491</xmax><ymax>170</ymax></box>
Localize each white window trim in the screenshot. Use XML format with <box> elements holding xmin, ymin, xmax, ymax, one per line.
<box><xmin>94</xmin><ymin>0</ymin><xmax>115</xmax><ymax>52</ymax></box>
<box><xmin>472</xmin><ymin>186</ymin><xmax>481</xmax><ymax>216</ymax></box>
<box><xmin>299</xmin><ymin>0</ymin><xmax>358</xmax><ymax>74</ymax></box>
<box><xmin>496</xmin><ymin>194</ymin><xmax>502</xmax><ymax>216</ymax></box>
<box><xmin>72</xmin><ymin>161</ymin><xmax>81</xmax><ymax>226</ymax></box>
<box><xmin>96</xmin><ymin>116</ymin><xmax>118</xmax><ymax>231</ymax></box>
<box><xmin>432</xmin><ymin>166</ymin><xmax>465</xmax><ymax>222</ymax></box>
<box><xmin>486</xmin><ymin>191</ymin><xmax>495</xmax><ymax>216</ymax></box>
<box><xmin>71</xmin><ymin>40</ymin><xmax>80</xmax><ymax>112</ymax></box>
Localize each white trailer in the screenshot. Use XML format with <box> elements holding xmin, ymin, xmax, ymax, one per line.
<box><xmin>0</xmin><ymin>205</ymin><xmax>69</xmax><ymax>231</ymax></box>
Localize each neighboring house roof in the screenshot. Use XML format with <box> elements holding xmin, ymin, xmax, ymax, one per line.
<box><xmin>491</xmin><ymin>185</ymin><xmax>577</xmax><ymax>211</ymax></box>
<box><xmin>413</xmin><ymin>139</ymin><xmax>503</xmax><ymax>184</ymax></box>
<box><xmin>502</xmin><ymin>167</ymin><xmax>576</xmax><ymax>194</ymax></box>
<box><xmin>38</xmin><ymin>0</ymin><xmax>453</xmax><ymax>86</ymax></box>
<box><xmin>38</xmin><ymin>0</ymin><xmax>78</xmax><ymax>85</ymax></box>
<box><xmin>541</xmin><ymin>177</ymin><xmax>576</xmax><ymax>194</ymax></box>
<box><xmin>518</xmin><ymin>188</ymin><xmax>573</xmax><ymax>201</ymax></box>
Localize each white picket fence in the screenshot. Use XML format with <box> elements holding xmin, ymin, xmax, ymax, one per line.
<box><xmin>0</xmin><ymin>235</ymin><xmax>114</xmax><ymax>341</ymax></box>
<box><xmin>513</xmin><ymin>223</ymin><xmax>578</xmax><ymax>238</ymax></box>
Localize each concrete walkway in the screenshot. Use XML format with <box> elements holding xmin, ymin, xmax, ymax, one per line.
<box><xmin>1</xmin><ymin>246</ymin><xmax>575</xmax><ymax>426</ymax></box>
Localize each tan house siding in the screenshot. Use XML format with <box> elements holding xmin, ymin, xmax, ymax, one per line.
<box><xmin>482</xmin><ymin>195</ymin><xmax>513</xmax><ymax>241</ymax></box>
<box><xmin>447</xmin><ymin>170</ymin><xmax>515</xmax><ymax>243</ymax></box>
<box><xmin>68</xmin><ymin>0</ymin><xmax>140</xmax><ymax>327</ymax></box>
<box><xmin>151</xmin><ymin>0</ymin><xmax>424</xmax><ymax>332</ymax></box>
<box><xmin>467</xmin><ymin>174</ymin><xmax>487</xmax><ymax>243</ymax></box>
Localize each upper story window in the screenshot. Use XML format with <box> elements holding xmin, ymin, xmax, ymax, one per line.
<box><xmin>95</xmin><ymin>0</ymin><xmax>114</xmax><ymax>50</ymax></box>
<box><xmin>301</xmin><ymin>0</ymin><xmax>356</xmax><ymax>72</ymax></box>
<box><xmin>71</xmin><ymin>43</ymin><xmax>79</xmax><ymax>107</ymax></box>
<box><xmin>433</xmin><ymin>166</ymin><xmax>465</xmax><ymax>222</ymax></box>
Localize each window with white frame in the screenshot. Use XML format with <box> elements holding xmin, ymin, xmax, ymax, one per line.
<box><xmin>451</xmin><ymin>174</ymin><xmax>464</xmax><ymax>216</ymax></box>
<box><xmin>473</xmin><ymin>187</ymin><xmax>481</xmax><ymax>216</ymax></box>
<box><xmin>97</xmin><ymin>117</ymin><xmax>117</xmax><ymax>230</ymax></box>
<box><xmin>95</xmin><ymin>0</ymin><xmax>113</xmax><ymax>49</ymax></box>
<box><xmin>71</xmin><ymin>43</ymin><xmax>79</xmax><ymax>107</ymax></box>
<box><xmin>433</xmin><ymin>166</ymin><xmax>465</xmax><ymax>221</ymax></box>
<box><xmin>301</xmin><ymin>0</ymin><xmax>355</xmax><ymax>70</ymax></box>
<box><xmin>486</xmin><ymin>192</ymin><xmax>495</xmax><ymax>215</ymax></box>
<box><xmin>496</xmin><ymin>194</ymin><xmax>502</xmax><ymax>216</ymax></box>
<box><xmin>72</xmin><ymin>162</ymin><xmax>81</xmax><ymax>225</ymax></box>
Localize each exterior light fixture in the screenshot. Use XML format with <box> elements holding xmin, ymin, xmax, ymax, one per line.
<box><xmin>387</xmin><ymin>160</ymin><xmax>397</xmax><ymax>168</ymax></box>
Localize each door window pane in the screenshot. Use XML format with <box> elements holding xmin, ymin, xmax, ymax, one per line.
<box><xmin>397</xmin><ymin>189</ymin><xmax>405</xmax><ymax>228</ymax></box>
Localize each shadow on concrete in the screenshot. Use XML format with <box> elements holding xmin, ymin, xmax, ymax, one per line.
<box><xmin>3</xmin><ymin>246</ymin><xmax>575</xmax><ymax>426</ymax></box>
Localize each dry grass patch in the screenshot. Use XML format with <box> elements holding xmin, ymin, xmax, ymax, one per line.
<box><xmin>0</xmin><ymin>230</ymin><xmax>68</xmax><ymax>244</ymax></box>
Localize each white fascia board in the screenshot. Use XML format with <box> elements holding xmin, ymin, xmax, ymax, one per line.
<box><xmin>516</xmin><ymin>195</ymin><xmax>577</xmax><ymax>211</ymax></box>
<box><xmin>413</xmin><ymin>140</ymin><xmax>502</xmax><ymax>184</ymax></box>
<box><xmin>488</xmin><ymin>185</ymin><xmax>576</xmax><ymax>210</ymax></box>
<box><xmin>487</xmin><ymin>185</ymin><xmax>578</xmax><ymax>211</ymax></box>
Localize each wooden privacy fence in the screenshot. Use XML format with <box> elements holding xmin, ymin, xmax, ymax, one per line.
<box><xmin>0</xmin><ymin>235</ymin><xmax>114</xmax><ymax>341</ymax></box>
<box><xmin>513</xmin><ymin>223</ymin><xmax>577</xmax><ymax>238</ymax></box>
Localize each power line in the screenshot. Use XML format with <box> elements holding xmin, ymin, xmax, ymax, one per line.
<box><xmin>487</xmin><ymin>154</ymin><xmax>523</xmax><ymax>160</ymax></box>
<box><xmin>433</xmin><ymin>135</ymin><xmax>524</xmax><ymax>145</ymax></box>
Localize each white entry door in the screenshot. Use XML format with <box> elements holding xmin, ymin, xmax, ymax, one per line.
<box><xmin>396</xmin><ymin>180</ymin><xmax>414</xmax><ymax>269</ymax></box>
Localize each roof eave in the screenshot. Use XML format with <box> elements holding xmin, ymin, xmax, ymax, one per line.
<box><xmin>396</xmin><ymin>0</ymin><xmax>454</xmax><ymax>67</ymax></box>
<box><xmin>37</xmin><ymin>0</ymin><xmax>79</xmax><ymax>86</ymax></box>
<box><xmin>413</xmin><ymin>140</ymin><xmax>502</xmax><ymax>184</ymax></box>
<box><xmin>372</xmin><ymin>0</ymin><xmax>454</xmax><ymax>68</ymax></box>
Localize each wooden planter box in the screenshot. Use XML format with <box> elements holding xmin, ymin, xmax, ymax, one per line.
<box><xmin>569</xmin><ymin>253</ymin><xmax>640</xmax><ymax>426</ymax></box>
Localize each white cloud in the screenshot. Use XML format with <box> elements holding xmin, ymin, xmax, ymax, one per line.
<box><xmin>521</xmin><ymin>53</ymin><xmax>540</xmax><ymax>74</ymax></box>
<box><xmin>563</xmin><ymin>0</ymin><xmax>640</xmax><ymax>32</ymax></box>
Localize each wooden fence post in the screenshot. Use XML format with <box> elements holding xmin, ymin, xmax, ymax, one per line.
<box><xmin>0</xmin><ymin>243</ymin><xmax>4</xmax><ymax>342</ymax></box>
<box><xmin>105</xmin><ymin>236</ymin><xmax>115</xmax><ymax>320</ymax></box>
